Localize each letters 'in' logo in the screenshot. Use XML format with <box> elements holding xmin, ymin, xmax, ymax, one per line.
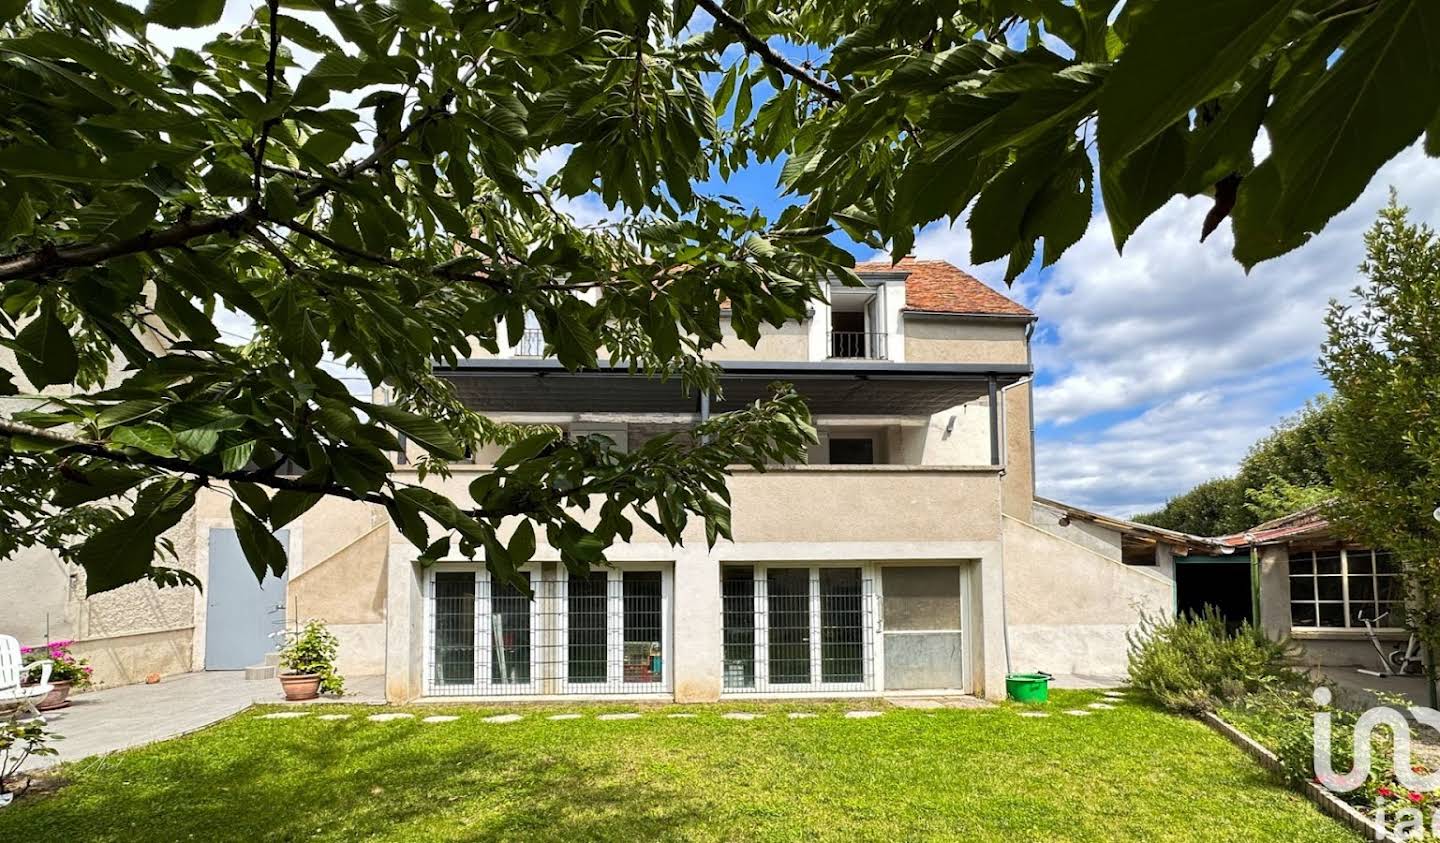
<box><xmin>1312</xmin><ymin>686</ymin><xmax>1440</xmax><ymax>793</ymax></box>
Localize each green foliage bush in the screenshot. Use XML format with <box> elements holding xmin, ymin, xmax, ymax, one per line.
<box><xmin>1126</xmin><ymin>608</ymin><xmax>1304</xmax><ymax>714</ymax></box>
<box><xmin>277</xmin><ymin>620</ymin><xmax>344</xmax><ymax>696</ymax></box>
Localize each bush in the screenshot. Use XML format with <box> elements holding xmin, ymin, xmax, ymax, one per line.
<box><xmin>277</xmin><ymin>620</ymin><xmax>344</xmax><ymax>696</ymax></box>
<box><xmin>1127</xmin><ymin>607</ymin><xmax>1304</xmax><ymax>714</ymax></box>
<box><xmin>1</xmin><ymin>716</ymin><xmax>58</xmax><ymax>800</ymax></box>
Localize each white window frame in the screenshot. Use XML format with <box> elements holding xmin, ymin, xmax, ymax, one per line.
<box><xmin>722</xmin><ymin>562</ymin><xmax>877</xmax><ymax>695</ymax></box>
<box><xmin>557</xmin><ymin>564</ymin><xmax>673</xmax><ymax>695</ymax></box>
<box><xmin>1289</xmin><ymin>548</ymin><xmax>1403</xmax><ymax>632</ymax></box>
<box><xmin>424</xmin><ymin>563</ymin><xmax>542</xmax><ymax>696</ymax></box>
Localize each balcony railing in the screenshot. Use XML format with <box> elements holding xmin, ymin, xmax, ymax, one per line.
<box><xmin>828</xmin><ymin>330</ymin><xmax>887</xmax><ymax>359</ymax></box>
<box><xmin>514</xmin><ymin>328</ymin><xmax>546</xmax><ymax>357</ymax></box>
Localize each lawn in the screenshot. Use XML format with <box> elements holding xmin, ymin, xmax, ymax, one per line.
<box><xmin>0</xmin><ymin>690</ymin><xmax>1359</xmax><ymax>842</ymax></box>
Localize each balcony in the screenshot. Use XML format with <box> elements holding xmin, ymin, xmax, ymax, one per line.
<box><xmin>514</xmin><ymin>328</ymin><xmax>546</xmax><ymax>357</ymax></box>
<box><xmin>828</xmin><ymin>330</ymin><xmax>887</xmax><ymax>360</ymax></box>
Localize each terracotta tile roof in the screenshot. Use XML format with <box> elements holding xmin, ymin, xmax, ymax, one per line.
<box><xmin>1218</xmin><ymin>504</ymin><xmax>1334</xmax><ymax>547</ymax></box>
<box><xmin>853</xmin><ymin>257</ymin><xmax>1034</xmax><ymax>318</ymax></box>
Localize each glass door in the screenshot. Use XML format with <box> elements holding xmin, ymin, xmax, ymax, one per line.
<box><xmin>880</xmin><ymin>566</ymin><xmax>965</xmax><ymax>691</ymax></box>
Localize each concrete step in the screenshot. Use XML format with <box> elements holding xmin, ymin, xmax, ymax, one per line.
<box><xmin>244</xmin><ymin>664</ymin><xmax>277</xmax><ymax>681</ymax></box>
<box><xmin>263</xmin><ymin>651</ymin><xmax>281</xmax><ymax>667</ymax></box>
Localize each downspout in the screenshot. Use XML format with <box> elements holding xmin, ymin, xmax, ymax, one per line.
<box><xmin>1248</xmin><ymin>536</ymin><xmax>1261</xmax><ymax>629</ymax></box>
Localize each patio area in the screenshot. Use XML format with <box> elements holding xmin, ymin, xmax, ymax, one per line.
<box><xmin>18</xmin><ymin>671</ymin><xmax>384</xmax><ymax>771</ymax></box>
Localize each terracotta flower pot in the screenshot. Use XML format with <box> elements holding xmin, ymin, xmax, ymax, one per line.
<box><xmin>37</xmin><ymin>680</ymin><xmax>73</xmax><ymax>711</ymax></box>
<box><xmin>279</xmin><ymin>672</ymin><xmax>321</xmax><ymax>701</ymax></box>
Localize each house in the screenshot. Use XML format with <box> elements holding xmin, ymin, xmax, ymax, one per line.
<box><xmin>2</xmin><ymin>259</ymin><xmax>1195</xmax><ymax>701</ymax></box>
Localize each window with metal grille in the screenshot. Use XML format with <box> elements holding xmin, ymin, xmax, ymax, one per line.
<box><xmin>424</xmin><ymin>565</ymin><xmax>670</xmax><ymax>697</ymax></box>
<box><xmin>720</xmin><ymin>564</ymin><xmax>875</xmax><ymax>694</ymax></box>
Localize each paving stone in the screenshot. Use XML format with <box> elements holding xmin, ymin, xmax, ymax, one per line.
<box><xmin>422</xmin><ymin>715</ymin><xmax>460</xmax><ymax>723</ymax></box>
<box><xmin>483</xmin><ymin>714</ymin><xmax>522</xmax><ymax>724</ymax></box>
<box><xmin>260</xmin><ymin>711</ymin><xmax>309</xmax><ymax>720</ymax></box>
<box><xmin>368</xmin><ymin>712</ymin><xmax>415</xmax><ymax>722</ymax></box>
<box><xmin>548</xmin><ymin>714</ymin><xmax>583</xmax><ymax>721</ymax></box>
<box><xmin>666</xmin><ymin>713</ymin><xmax>697</xmax><ymax>718</ymax></box>
<box><xmin>1062</xmin><ymin>709</ymin><xmax>1091</xmax><ymax>717</ymax></box>
<box><xmin>1018</xmin><ymin>711</ymin><xmax>1050</xmax><ymax>718</ymax></box>
<box><xmin>316</xmin><ymin>714</ymin><xmax>351</xmax><ymax>721</ymax></box>
<box><xmin>596</xmin><ymin>712</ymin><xmax>641</xmax><ymax>721</ymax></box>
<box><xmin>787</xmin><ymin>712</ymin><xmax>818</xmax><ymax>719</ymax></box>
<box><xmin>1087</xmin><ymin>703</ymin><xmax>1115</xmax><ymax>710</ymax></box>
<box><xmin>844</xmin><ymin>710</ymin><xmax>884</xmax><ymax>719</ymax></box>
<box><xmin>1103</xmin><ymin>691</ymin><xmax>1127</xmax><ymax>699</ymax></box>
<box><xmin>722</xmin><ymin>712</ymin><xmax>760</xmax><ymax>720</ymax></box>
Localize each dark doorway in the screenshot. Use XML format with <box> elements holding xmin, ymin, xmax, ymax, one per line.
<box><xmin>830</xmin><ymin>310</ymin><xmax>867</xmax><ymax>357</ymax></box>
<box><xmin>829</xmin><ymin>438</ymin><xmax>875</xmax><ymax>465</ymax></box>
<box><xmin>1175</xmin><ymin>560</ymin><xmax>1254</xmax><ymax>630</ymax></box>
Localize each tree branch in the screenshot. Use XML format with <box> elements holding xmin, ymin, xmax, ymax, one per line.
<box><xmin>252</xmin><ymin>0</ymin><xmax>283</xmax><ymax>196</ymax></box>
<box><xmin>693</xmin><ymin>0</ymin><xmax>842</xmax><ymax>103</ymax></box>
<box><xmin>0</xmin><ymin>211</ymin><xmax>258</xmax><ymax>282</ymax></box>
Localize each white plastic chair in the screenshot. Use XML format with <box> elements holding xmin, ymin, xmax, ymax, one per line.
<box><xmin>0</xmin><ymin>635</ymin><xmax>52</xmax><ymax>719</ymax></box>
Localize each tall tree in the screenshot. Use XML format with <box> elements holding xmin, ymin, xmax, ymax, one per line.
<box><xmin>1</xmin><ymin>0</ymin><xmax>1437</xmax><ymax>591</ymax></box>
<box><xmin>1321</xmin><ymin>198</ymin><xmax>1440</xmax><ymax>703</ymax></box>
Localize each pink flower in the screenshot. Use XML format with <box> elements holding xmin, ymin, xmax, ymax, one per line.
<box><xmin>1409</xmin><ymin>792</ymin><xmax>1424</xmax><ymax>804</ymax></box>
<box><xmin>1379</xmin><ymin>787</ymin><xmax>1395</xmax><ymax>798</ymax></box>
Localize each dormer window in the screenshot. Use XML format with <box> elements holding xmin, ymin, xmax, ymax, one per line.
<box><xmin>828</xmin><ymin>286</ymin><xmax>887</xmax><ymax>359</ymax></box>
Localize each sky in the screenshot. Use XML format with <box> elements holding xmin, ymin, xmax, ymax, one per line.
<box><xmin>134</xmin><ymin>3</ymin><xmax>1440</xmax><ymax>519</ymax></box>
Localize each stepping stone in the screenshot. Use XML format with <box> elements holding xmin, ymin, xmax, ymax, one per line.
<box><xmin>722</xmin><ymin>712</ymin><xmax>760</xmax><ymax>720</ymax></box>
<box><xmin>1103</xmin><ymin>691</ymin><xmax>1126</xmax><ymax>699</ymax></box>
<box><xmin>666</xmin><ymin>713</ymin><xmax>697</xmax><ymax>719</ymax></box>
<box><xmin>1018</xmin><ymin>712</ymin><xmax>1050</xmax><ymax>718</ymax></box>
<box><xmin>317</xmin><ymin>714</ymin><xmax>351</xmax><ymax>721</ymax></box>
<box><xmin>1087</xmin><ymin>702</ymin><xmax>1115</xmax><ymax>710</ymax></box>
<box><xmin>261</xmin><ymin>711</ymin><xmax>308</xmax><ymax>720</ymax></box>
<box><xmin>844</xmin><ymin>710</ymin><xmax>884</xmax><ymax>719</ymax></box>
<box><xmin>368</xmin><ymin>713</ymin><xmax>414</xmax><ymax>722</ymax></box>
<box><xmin>422</xmin><ymin>715</ymin><xmax>460</xmax><ymax>723</ymax></box>
<box><xmin>548</xmin><ymin>714</ymin><xmax>583</xmax><ymax>721</ymax></box>
<box><xmin>1062</xmin><ymin>710</ymin><xmax>1091</xmax><ymax>717</ymax></box>
<box><xmin>788</xmin><ymin>712</ymin><xmax>817</xmax><ymax>719</ymax></box>
<box><xmin>483</xmin><ymin>714</ymin><xmax>522</xmax><ymax>724</ymax></box>
<box><xmin>597</xmin><ymin>712</ymin><xmax>641</xmax><ymax>721</ymax></box>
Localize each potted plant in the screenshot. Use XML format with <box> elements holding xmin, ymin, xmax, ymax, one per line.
<box><xmin>21</xmin><ymin>641</ymin><xmax>92</xmax><ymax>710</ymax></box>
<box><xmin>276</xmin><ymin>620</ymin><xmax>344</xmax><ymax>701</ymax></box>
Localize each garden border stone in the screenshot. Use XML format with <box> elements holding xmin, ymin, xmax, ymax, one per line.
<box><xmin>1201</xmin><ymin>711</ymin><xmax>1405</xmax><ymax>843</ymax></box>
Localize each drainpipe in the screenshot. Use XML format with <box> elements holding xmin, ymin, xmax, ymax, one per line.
<box><xmin>698</xmin><ymin>390</ymin><xmax>711</xmax><ymax>444</ymax></box>
<box><xmin>987</xmin><ymin>376</ymin><xmax>1000</xmax><ymax>467</ymax></box>
<box><xmin>1248</xmin><ymin>539</ymin><xmax>1261</xmax><ymax>629</ymax></box>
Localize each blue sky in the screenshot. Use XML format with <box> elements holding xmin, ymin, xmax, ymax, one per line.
<box><xmin>148</xmin><ymin>5</ymin><xmax>1440</xmax><ymax>519</ymax></box>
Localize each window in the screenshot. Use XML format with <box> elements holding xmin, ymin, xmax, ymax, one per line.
<box><xmin>1290</xmin><ymin>548</ymin><xmax>1402</xmax><ymax>629</ymax></box>
<box><xmin>721</xmin><ymin>564</ymin><xmax>874</xmax><ymax>693</ymax></box>
<box><xmin>570</xmin><ymin>424</ymin><xmax>629</xmax><ymax>454</ymax></box>
<box><xmin>425</xmin><ymin>565</ymin><xmax>669</xmax><ymax>696</ymax></box>
<box><xmin>828</xmin><ymin>438</ymin><xmax>875</xmax><ymax>465</ymax></box>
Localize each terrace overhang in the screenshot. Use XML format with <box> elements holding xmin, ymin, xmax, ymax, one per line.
<box><xmin>433</xmin><ymin>359</ymin><xmax>1032</xmax><ymax>416</ymax></box>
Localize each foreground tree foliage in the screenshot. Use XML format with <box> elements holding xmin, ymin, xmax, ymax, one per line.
<box><xmin>1321</xmin><ymin>199</ymin><xmax>1440</xmax><ymax>702</ymax></box>
<box><xmin>0</xmin><ymin>0</ymin><xmax>1435</xmax><ymax>592</ymax></box>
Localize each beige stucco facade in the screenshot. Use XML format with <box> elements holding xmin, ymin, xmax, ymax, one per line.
<box><xmin>4</xmin><ymin>261</ymin><xmax>1197</xmax><ymax>704</ymax></box>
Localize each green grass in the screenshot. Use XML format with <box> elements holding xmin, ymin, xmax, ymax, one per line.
<box><xmin>0</xmin><ymin>690</ymin><xmax>1360</xmax><ymax>842</ymax></box>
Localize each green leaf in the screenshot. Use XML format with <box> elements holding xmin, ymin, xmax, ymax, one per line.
<box><xmin>1100</xmin><ymin>121</ymin><xmax>1186</xmax><ymax>251</ymax></box>
<box><xmin>111</xmin><ymin>422</ymin><xmax>177</xmax><ymax>456</ymax></box>
<box><xmin>232</xmin><ymin>499</ymin><xmax>288</xmax><ymax>582</ymax></box>
<box><xmin>1233</xmin><ymin>0</ymin><xmax>1440</xmax><ymax>267</ymax></box>
<box><xmin>52</xmin><ymin>464</ymin><xmax>152</xmax><ymax>507</ymax></box>
<box><xmin>1180</xmin><ymin>59</ymin><xmax>1275</xmax><ymax>196</ymax></box>
<box><xmin>76</xmin><ymin>478</ymin><xmax>197</xmax><ymax>594</ymax></box>
<box><xmin>154</xmin><ymin>284</ymin><xmax>221</xmax><ymax>343</ymax></box>
<box><xmin>97</xmin><ymin>399</ymin><xmax>165</xmax><ymax>429</ymax></box>
<box><xmin>145</xmin><ymin>0</ymin><xmax>224</xmax><ymax>29</ymax></box>
<box><xmin>494</xmin><ymin>431</ymin><xmax>558</xmax><ymax>468</ymax></box>
<box><xmin>509</xmin><ymin>520</ymin><xmax>536</xmax><ymax>565</ymax></box>
<box><xmin>270</xmin><ymin>489</ymin><xmax>322</xmax><ymax>529</ymax></box>
<box><xmin>362</xmin><ymin>402</ymin><xmax>465</xmax><ymax>460</ymax></box>
<box><xmin>229</xmin><ymin>480</ymin><xmax>271</xmax><ymax>521</ymax></box>
<box><xmin>1097</xmin><ymin>0</ymin><xmax>1297</xmax><ymax>164</ymax></box>
<box><xmin>4</xmin><ymin>32</ymin><xmax>173</xmax><ymax>102</ymax></box>
<box><xmin>14</xmin><ymin>300</ymin><xmax>78</xmax><ymax>389</ymax></box>
<box><xmin>0</xmin><ymin>0</ymin><xmax>26</xmax><ymax>26</ymax></box>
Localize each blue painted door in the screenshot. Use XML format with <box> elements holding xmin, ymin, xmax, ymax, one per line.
<box><xmin>204</xmin><ymin>528</ymin><xmax>289</xmax><ymax>670</ymax></box>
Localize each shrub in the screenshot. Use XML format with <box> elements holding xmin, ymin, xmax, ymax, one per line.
<box><xmin>1</xmin><ymin>716</ymin><xmax>58</xmax><ymax>800</ymax></box>
<box><xmin>277</xmin><ymin>620</ymin><xmax>344</xmax><ymax>696</ymax></box>
<box><xmin>1127</xmin><ymin>607</ymin><xmax>1304</xmax><ymax>714</ymax></box>
<box><xmin>21</xmin><ymin>640</ymin><xmax>93</xmax><ymax>688</ymax></box>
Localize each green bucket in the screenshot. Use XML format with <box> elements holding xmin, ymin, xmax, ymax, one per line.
<box><xmin>1006</xmin><ymin>673</ymin><xmax>1051</xmax><ymax>703</ymax></box>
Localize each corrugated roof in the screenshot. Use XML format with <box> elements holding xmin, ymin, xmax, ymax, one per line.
<box><xmin>854</xmin><ymin>257</ymin><xmax>1034</xmax><ymax>318</ymax></box>
<box><xmin>1219</xmin><ymin>504</ymin><xmax>1333</xmax><ymax>547</ymax></box>
<box><xmin>1034</xmin><ymin>496</ymin><xmax>1231</xmax><ymax>554</ymax></box>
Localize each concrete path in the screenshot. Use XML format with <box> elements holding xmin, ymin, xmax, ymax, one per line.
<box><xmin>20</xmin><ymin>671</ymin><xmax>384</xmax><ymax>771</ymax></box>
